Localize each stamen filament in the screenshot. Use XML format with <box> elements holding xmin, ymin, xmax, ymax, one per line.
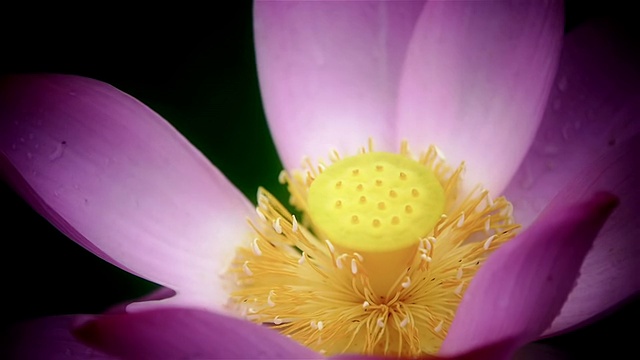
<box><xmin>227</xmin><ymin>141</ymin><xmax>518</xmax><ymax>357</ymax></box>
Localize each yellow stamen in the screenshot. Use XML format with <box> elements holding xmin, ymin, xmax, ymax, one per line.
<box><xmin>227</xmin><ymin>140</ymin><xmax>518</xmax><ymax>357</ymax></box>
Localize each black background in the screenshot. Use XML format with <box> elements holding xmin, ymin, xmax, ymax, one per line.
<box><xmin>1</xmin><ymin>1</ymin><xmax>638</xmax><ymax>358</ymax></box>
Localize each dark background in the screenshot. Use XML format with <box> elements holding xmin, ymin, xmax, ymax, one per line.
<box><xmin>1</xmin><ymin>1</ymin><xmax>637</xmax><ymax>358</ymax></box>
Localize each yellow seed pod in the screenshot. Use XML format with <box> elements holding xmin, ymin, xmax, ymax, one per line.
<box><xmin>308</xmin><ymin>152</ymin><xmax>445</xmax><ymax>252</ymax></box>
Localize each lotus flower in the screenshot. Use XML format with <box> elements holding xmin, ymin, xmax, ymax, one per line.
<box><xmin>2</xmin><ymin>1</ymin><xmax>639</xmax><ymax>359</ymax></box>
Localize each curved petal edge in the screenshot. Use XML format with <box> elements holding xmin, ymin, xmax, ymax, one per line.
<box><xmin>0</xmin><ymin>74</ymin><xmax>255</xmax><ymax>310</ymax></box>
<box><xmin>440</xmin><ymin>192</ymin><xmax>618</xmax><ymax>357</ymax></box>
<box><xmin>73</xmin><ymin>308</ymin><xmax>321</xmax><ymax>360</ymax></box>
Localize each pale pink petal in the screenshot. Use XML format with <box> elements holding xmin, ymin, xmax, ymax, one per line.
<box><xmin>396</xmin><ymin>2</ymin><xmax>563</xmax><ymax>194</ymax></box>
<box><xmin>439</xmin><ymin>192</ymin><xmax>618</xmax><ymax>358</ymax></box>
<box><xmin>254</xmin><ymin>1</ymin><xmax>425</xmax><ymax>168</ymax></box>
<box><xmin>105</xmin><ymin>287</ymin><xmax>175</xmax><ymax>314</ymax></box>
<box><xmin>73</xmin><ymin>308</ymin><xmax>320</xmax><ymax>360</ymax></box>
<box><xmin>2</xmin><ymin>315</ymin><xmax>114</xmax><ymax>360</ymax></box>
<box><xmin>0</xmin><ymin>74</ymin><xmax>255</xmax><ymax>311</ymax></box>
<box><xmin>500</xmin><ymin>21</ymin><xmax>640</xmax><ymax>335</ymax></box>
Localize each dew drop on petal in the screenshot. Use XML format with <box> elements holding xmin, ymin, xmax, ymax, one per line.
<box><xmin>520</xmin><ymin>163</ymin><xmax>535</xmax><ymax>190</ymax></box>
<box><xmin>557</xmin><ymin>75</ymin><xmax>568</xmax><ymax>92</ymax></box>
<box><xmin>49</xmin><ymin>141</ymin><xmax>66</xmax><ymax>161</ymax></box>
<box><xmin>543</xmin><ymin>144</ymin><xmax>559</xmax><ymax>155</ymax></box>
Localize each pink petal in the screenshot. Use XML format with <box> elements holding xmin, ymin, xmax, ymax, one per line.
<box><xmin>73</xmin><ymin>308</ymin><xmax>320</xmax><ymax>360</ymax></box>
<box><xmin>0</xmin><ymin>74</ymin><xmax>255</xmax><ymax>310</ymax></box>
<box><xmin>501</xmin><ymin>21</ymin><xmax>640</xmax><ymax>334</ymax></box>
<box><xmin>439</xmin><ymin>192</ymin><xmax>618</xmax><ymax>358</ymax></box>
<box><xmin>396</xmin><ymin>2</ymin><xmax>563</xmax><ymax>194</ymax></box>
<box><xmin>3</xmin><ymin>315</ymin><xmax>114</xmax><ymax>359</ymax></box>
<box><xmin>332</xmin><ymin>339</ymin><xmax>526</xmax><ymax>360</ymax></box>
<box><xmin>254</xmin><ymin>1</ymin><xmax>425</xmax><ymax>169</ymax></box>
<box><xmin>505</xmin><ymin>21</ymin><xmax>640</xmax><ymax>227</ymax></box>
<box><xmin>542</xmin><ymin>136</ymin><xmax>640</xmax><ymax>335</ymax></box>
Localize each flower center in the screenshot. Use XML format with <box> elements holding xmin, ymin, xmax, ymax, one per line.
<box><xmin>307</xmin><ymin>152</ymin><xmax>445</xmax><ymax>253</ymax></box>
<box><xmin>226</xmin><ymin>141</ymin><xmax>518</xmax><ymax>357</ymax></box>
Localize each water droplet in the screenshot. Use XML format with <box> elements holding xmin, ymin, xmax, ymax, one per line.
<box><xmin>11</xmin><ymin>143</ymin><xmax>16</xmax><ymax>150</ymax></box>
<box><xmin>520</xmin><ymin>163</ymin><xmax>534</xmax><ymax>190</ymax></box>
<box><xmin>543</xmin><ymin>144</ymin><xmax>559</xmax><ymax>155</ymax></box>
<box><xmin>28</xmin><ymin>133</ymin><xmax>34</xmax><ymax>140</ymax></box>
<box><xmin>561</xmin><ymin>123</ymin><xmax>571</xmax><ymax>141</ymax></box>
<box><xmin>545</xmin><ymin>161</ymin><xmax>556</xmax><ymax>170</ymax></box>
<box><xmin>557</xmin><ymin>75</ymin><xmax>568</xmax><ymax>92</ymax></box>
<box><xmin>49</xmin><ymin>141</ymin><xmax>66</xmax><ymax>161</ymax></box>
<box><xmin>573</xmin><ymin>120</ymin><xmax>582</xmax><ymax>130</ymax></box>
<box><xmin>26</xmin><ymin>152</ymin><xmax>32</xmax><ymax>159</ymax></box>
<box><xmin>552</xmin><ymin>99</ymin><xmax>561</xmax><ymax>110</ymax></box>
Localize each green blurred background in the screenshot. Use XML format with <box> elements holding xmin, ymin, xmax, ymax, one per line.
<box><xmin>1</xmin><ymin>1</ymin><xmax>637</xmax><ymax>358</ymax></box>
